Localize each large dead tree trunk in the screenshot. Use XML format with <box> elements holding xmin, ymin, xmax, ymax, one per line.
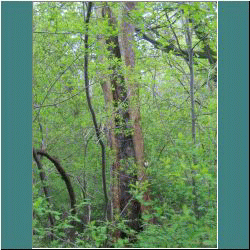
<box><xmin>119</xmin><ymin>1</ymin><xmax>152</xmax><ymax>215</ymax></box>
<box><xmin>101</xmin><ymin>4</ymin><xmax>142</xmax><ymax>234</ymax></box>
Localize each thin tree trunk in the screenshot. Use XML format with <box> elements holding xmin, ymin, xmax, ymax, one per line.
<box><xmin>83</xmin><ymin>2</ymin><xmax>109</xmax><ymax>218</ymax></box>
<box><xmin>184</xmin><ymin>14</ymin><xmax>200</xmax><ymax>219</ymax></box>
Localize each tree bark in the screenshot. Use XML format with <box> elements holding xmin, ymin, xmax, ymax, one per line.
<box><xmin>102</xmin><ymin>3</ymin><xmax>142</xmax><ymax>233</ymax></box>
<box><xmin>96</xmin><ymin>5</ymin><xmax>119</xmax><ymax>223</ymax></box>
<box><xmin>33</xmin><ymin>148</ymin><xmax>55</xmax><ymax>227</ymax></box>
<box><xmin>119</xmin><ymin>1</ymin><xmax>152</xmax><ymax>215</ymax></box>
<box><xmin>36</xmin><ymin>149</ymin><xmax>77</xmax><ymax>215</ymax></box>
<box><xmin>83</xmin><ymin>2</ymin><xmax>109</xmax><ymax>218</ymax></box>
<box><xmin>184</xmin><ymin>14</ymin><xmax>200</xmax><ymax>220</ymax></box>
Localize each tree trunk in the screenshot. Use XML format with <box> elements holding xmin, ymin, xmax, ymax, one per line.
<box><xmin>119</xmin><ymin>1</ymin><xmax>152</xmax><ymax>215</ymax></box>
<box><xmin>184</xmin><ymin>14</ymin><xmax>200</xmax><ymax>219</ymax></box>
<box><xmin>83</xmin><ymin>2</ymin><xmax>109</xmax><ymax>218</ymax></box>
<box><xmin>102</xmin><ymin>4</ymin><xmax>142</xmax><ymax>234</ymax></box>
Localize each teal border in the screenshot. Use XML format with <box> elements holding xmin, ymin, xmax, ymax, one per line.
<box><xmin>1</xmin><ymin>2</ymin><xmax>32</xmax><ymax>249</ymax></box>
<box><xmin>218</xmin><ymin>2</ymin><xmax>249</xmax><ymax>249</ymax></box>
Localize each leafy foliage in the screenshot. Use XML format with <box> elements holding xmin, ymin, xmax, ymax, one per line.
<box><xmin>32</xmin><ymin>1</ymin><xmax>217</xmax><ymax>248</ymax></box>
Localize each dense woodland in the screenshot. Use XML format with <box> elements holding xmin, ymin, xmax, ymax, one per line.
<box><xmin>32</xmin><ymin>1</ymin><xmax>217</xmax><ymax>248</ymax></box>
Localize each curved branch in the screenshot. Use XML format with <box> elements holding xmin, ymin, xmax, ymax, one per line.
<box><xmin>33</xmin><ymin>148</ymin><xmax>55</xmax><ymax>227</ymax></box>
<box><xmin>36</xmin><ymin>149</ymin><xmax>77</xmax><ymax>215</ymax></box>
<box><xmin>84</xmin><ymin>2</ymin><xmax>108</xmax><ymax>217</ymax></box>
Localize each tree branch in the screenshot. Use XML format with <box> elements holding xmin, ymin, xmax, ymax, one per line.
<box><xmin>36</xmin><ymin>149</ymin><xmax>77</xmax><ymax>215</ymax></box>
<box><xmin>135</xmin><ymin>28</ymin><xmax>216</xmax><ymax>62</ymax></box>
<box><xmin>33</xmin><ymin>148</ymin><xmax>55</xmax><ymax>227</ymax></box>
<box><xmin>165</xmin><ymin>10</ymin><xmax>184</xmax><ymax>53</ymax></box>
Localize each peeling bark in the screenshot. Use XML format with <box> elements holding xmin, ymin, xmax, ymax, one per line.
<box><xmin>102</xmin><ymin>4</ymin><xmax>142</xmax><ymax>233</ymax></box>
<box><xmin>119</xmin><ymin>2</ymin><xmax>153</xmax><ymax>215</ymax></box>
